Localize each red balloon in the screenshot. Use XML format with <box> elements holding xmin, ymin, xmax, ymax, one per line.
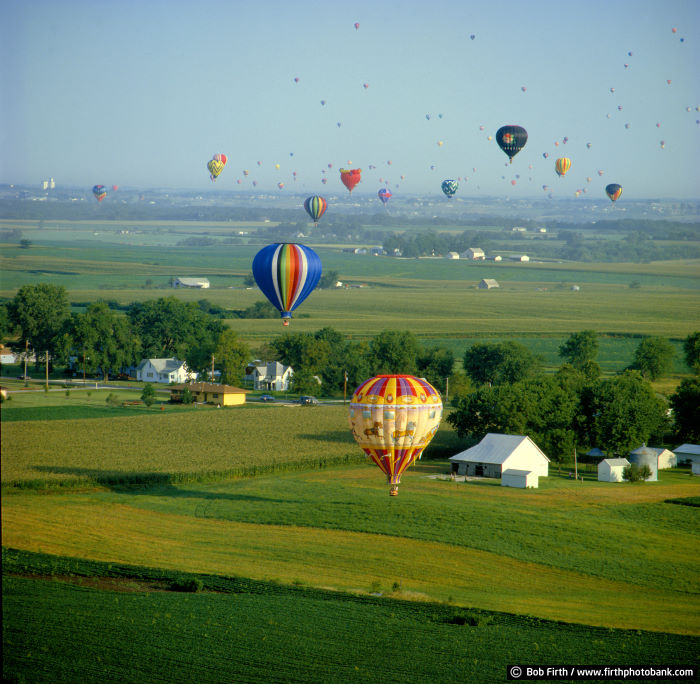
<box><xmin>340</xmin><ymin>168</ymin><xmax>362</xmax><ymax>192</ymax></box>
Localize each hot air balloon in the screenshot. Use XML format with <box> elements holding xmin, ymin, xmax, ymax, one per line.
<box><xmin>111</xmin><ymin>185</ymin><xmax>118</xmax><ymax>191</ymax></box>
<box><xmin>340</xmin><ymin>168</ymin><xmax>362</xmax><ymax>192</ymax></box>
<box><xmin>92</xmin><ymin>185</ymin><xmax>107</xmax><ymax>202</ymax></box>
<box><xmin>213</xmin><ymin>153</ymin><xmax>227</xmax><ymax>164</ymax></box>
<box><xmin>496</xmin><ymin>125</ymin><xmax>528</xmax><ymax>163</ymax></box>
<box><xmin>354</xmin><ymin>22</ymin><xmax>360</xmax><ymax>30</ymax></box>
<box><xmin>378</xmin><ymin>188</ymin><xmax>392</xmax><ymax>206</ymax></box>
<box><xmin>348</xmin><ymin>374</ymin><xmax>443</xmax><ymax>496</ymax></box>
<box><xmin>303</xmin><ymin>196</ymin><xmax>328</xmax><ymax>225</ymax></box>
<box><xmin>294</xmin><ymin>77</ymin><xmax>300</xmax><ymax>83</ymax></box>
<box><xmin>208</xmin><ymin>157</ymin><xmax>226</xmax><ymax>182</ymax></box>
<box><xmin>252</xmin><ymin>243</ymin><xmax>322</xmax><ymax>326</ymax></box>
<box><xmin>555</xmin><ymin>157</ymin><xmax>572</xmax><ymax>177</ymax></box>
<box><xmin>605</xmin><ymin>183</ymin><xmax>622</xmax><ymax>202</ymax></box>
<box><xmin>441</xmin><ymin>179</ymin><xmax>458</xmax><ymax>198</ymax></box>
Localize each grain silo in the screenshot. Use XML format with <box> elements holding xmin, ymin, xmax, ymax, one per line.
<box><xmin>628</xmin><ymin>444</ymin><xmax>658</xmax><ymax>481</ymax></box>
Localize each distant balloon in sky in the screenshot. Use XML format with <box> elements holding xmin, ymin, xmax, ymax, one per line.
<box><xmin>207</xmin><ymin>154</ymin><xmax>227</xmax><ymax>181</ymax></box>
<box><xmin>470</xmin><ymin>34</ymin><xmax>475</xmax><ymax>40</ymax></box>
<box><xmin>555</xmin><ymin>157</ymin><xmax>571</xmax><ymax>177</ymax></box>
<box><xmin>496</xmin><ymin>125</ymin><xmax>527</xmax><ymax>163</ymax></box>
<box><xmin>294</xmin><ymin>77</ymin><xmax>299</xmax><ymax>83</ymax></box>
<box><xmin>605</xmin><ymin>183</ymin><xmax>623</xmax><ymax>202</ymax></box>
<box><xmin>610</xmin><ymin>87</ymin><xmax>615</xmax><ymax>93</ymax></box>
<box><xmin>586</xmin><ymin>142</ymin><xmax>592</xmax><ymax>149</ymax></box>
<box><xmin>667</xmin><ymin>79</ymin><xmax>672</xmax><ymax>85</ymax></box>
<box><xmin>542</xmin><ymin>152</ymin><xmax>549</xmax><ymax>159</ymax></box>
<box><xmin>340</xmin><ymin>168</ymin><xmax>362</xmax><ymax>192</ymax></box>
<box><xmin>426</xmin><ymin>114</ymin><xmax>431</xmax><ymax>120</ymax></box>
<box><xmin>672</xmin><ymin>27</ymin><xmax>677</xmax><ymax>33</ymax></box>
<box><xmin>337</xmin><ymin>122</ymin><xmax>342</xmax><ymax>127</ymax></box>
<box><xmin>625</xmin><ymin>123</ymin><xmax>631</xmax><ymax>129</ymax></box>
<box><xmin>598</xmin><ymin>170</ymin><xmax>604</xmax><ymax>176</ymax></box>
<box><xmin>511</xmin><ymin>180</ymin><xmax>517</xmax><ymax>186</ymax></box>
<box><xmin>304</xmin><ymin>195</ymin><xmax>328</xmax><ymax>225</ymax></box>
<box><xmin>277</xmin><ymin>182</ymin><xmax>284</xmax><ymax>189</ymax></box>
<box><xmin>111</xmin><ymin>185</ymin><xmax>118</xmax><ymax>191</ymax></box>
<box><xmin>320</xmin><ymin>100</ymin><xmax>326</xmax><ymax>106</ymax></box>
<box><xmin>92</xmin><ymin>185</ymin><xmax>106</xmax><ymax>202</ymax></box>
<box><xmin>354</xmin><ymin>22</ymin><xmax>360</xmax><ymax>30</ymax></box>
<box><xmin>660</xmin><ymin>140</ymin><xmax>665</xmax><ymax>148</ymax></box>
<box><xmin>437</xmin><ymin>141</ymin><xmax>443</xmax><ymax>147</ymax></box>
<box><xmin>521</xmin><ymin>86</ymin><xmax>527</xmax><ymax>92</ymax></box>
<box><xmin>441</xmin><ymin>179</ymin><xmax>458</xmax><ymax>198</ymax></box>
<box><xmin>378</xmin><ymin>188</ymin><xmax>392</xmax><ymax>206</ymax></box>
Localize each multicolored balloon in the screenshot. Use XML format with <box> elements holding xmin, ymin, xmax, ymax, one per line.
<box><xmin>340</xmin><ymin>168</ymin><xmax>362</xmax><ymax>192</ymax></box>
<box><xmin>207</xmin><ymin>154</ymin><xmax>227</xmax><ymax>181</ymax></box>
<box><xmin>555</xmin><ymin>157</ymin><xmax>572</xmax><ymax>177</ymax></box>
<box><xmin>92</xmin><ymin>185</ymin><xmax>107</xmax><ymax>202</ymax></box>
<box><xmin>441</xmin><ymin>179</ymin><xmax>458</xmax><ymax>198</ymax></box>
<box><xmin>605</xmin><ymin>183</ymin><xmax>623</xmax><ymax>202</ymax></box>
<box><xmin>252</xmin><ymin>243</ymin><xmax>322</xmax><ymax>326</ymax></box>
<box><xmin>303</xmin><ymin>196</ymin><xmax>328</xmax><ymax>225</ymax></box>
<box><xmin>378</xmin><ymin>188</ymin><xmax>392</xmax><ymax>206</ymax></box>
<box><xmin>496</xmin><ymin>125</ymin><xmax>528</xmax><ymax>163</ymax></box>
<box><xmin>348</xmin><ymin>374</ymin><xmax>443</xmax><ymax>496</ymax></box>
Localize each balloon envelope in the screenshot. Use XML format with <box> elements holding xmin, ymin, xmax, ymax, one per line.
<box><xmin>555</xmin><ymin>157</ymin><xmax>572</xmax><ymax>177</ymax></box>
<box><xmin>252</xmin><ymin>243</ymin><xmax>322</xmax><ymax>324</ymax></box>
<box><xmin>303</xmin><ymin>195</ymin><xmax>328</xmax><ymax>224</ymax></box>
<box><xmin>378</xmin><ymin>188</ymin><xmax>392</xmax><ymax>205</ymax></box>
<box><xmin>605</xmin><ymin>183</ymin><xmax>623</xmax><ymax>202</ymax></box>
<box><xmin>496</xmin><ymin>125</ymin><xmax>528</xmax><ymax>163</ymax></box>
<box><xmin>349</xmin><ymin>374</ymin><xmax>443</xmax><ymax>495</ymax></box>
<box><xmin>441</xmin><ymin>179</ymin><xmax>458</xmax><ymax>198</ymax></box>
<box><xmin>340</xmin><ymin>168</ymin><xmax>362</xmax><ymax>192</ymax></box>
<box><xmin>92</xmin><ymin>185</ymin><xmax>106</xmax><ymax>202</ymax></box>
<box><xmin>207</xmin><ymin>159</ymin><xmax>225</xmax><ymax>181</ymax></box>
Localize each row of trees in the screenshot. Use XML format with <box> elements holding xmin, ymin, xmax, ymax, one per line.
<box><xmin>2</xmin><ymin>285</ymin><xmax>698</xmax><ymax>450</ymax></box>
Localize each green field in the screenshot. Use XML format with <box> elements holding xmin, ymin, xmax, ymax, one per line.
<box><xmin>3</xmin><ymin>218</ymin><xmax>700</xmax><ymax>680</ymax></box>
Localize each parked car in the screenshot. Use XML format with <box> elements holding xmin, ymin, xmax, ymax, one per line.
<box><xmin>259</xmin><ymin>394</ymin><xmax>275</xmax><ymax>402</ymax></box>
<box><xmin>299</xmin><ymin>395</ymin><xmax>319</xmax><ymax>405</ymax></box>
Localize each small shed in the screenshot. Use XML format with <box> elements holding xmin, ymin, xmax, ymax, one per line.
<box><xmin>598</xmin><ymin>458</ymin><xmax>630</xmax><ymax>482</ymax></box>
<box><xmin>502</xmin><ymin>469</ymin><xmax>538</xmax><ymax>489</ymax></box>
<box><xmin>478</xmin><ymin>278</ymin><xmax>500</xmax><ymax>289</ymax></box>
<box><xmin>674</xmin><ymin>444</ymin><xmax>700</xmax><ymax>467</ymax></box>
<box><xmin>169</xmin><ymin>382</ymin><xmax>246</xmax><ymax>406</ymax></box>
<box><xmin>692</xmin><ymin>463</ymin><xmax>700</xmax><ymax>476</ymax></box>
<box><xmin>654</xmin><ymin>448</ymin><xmax>676</xmax><ymax>469</ymax></box>
<box><xmin>445</xmin><ymin>251</ymin><xmax>460</xmax><ymax>259</ymax></box>
<box><xmin>462</xmin><ymin>247</ymin><xmax>485</xmax><ymax>260</ymax></box>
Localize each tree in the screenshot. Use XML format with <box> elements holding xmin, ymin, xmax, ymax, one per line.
<box><xmin>290</xmin><ymin>367</ymin><xmax>321</xmax><ymax>395</ymax></box>
<box><xmin>622</xmin><ymin>463</ymin><xmax>652</xmax><ymax>483</ymax></box>
<box><xmin>214</xmin><ymin>329</ymin><xmax>250</xmax><ymax>386</ymax></box>
<box><xmin>272</xmin><ymin>332</ymin><xmax>331</xmax><ymax>375</ymax></box>
<box><xmin>416</xmin><ymin>346</ymin><xmax>455</xmax><ymax>394</ymax></box>
<box><xmin>463</xmin><ymin>341</ymin><xmax>540</xmax><ymax>386</ymax></box>
<box><xmin>0</xmin><ymin>303</ymin><xmax>14</xmax><ymax>342</ymax></box>
<box><xmin>682</xmin><ymin>332</ymin><xmax>700</xmax><ymax>374</ymax></box>
<box><xmin>68</xmin><ymin>302</ymin><xmax>140</xmax><ymax>381</ymax></box>
<box><xmin>559</xmin><ymin>330</ymin><xmax>599</xmax><ymax>372</ymax></box>
<box><xmin>670</xmin><ymin>377</ymin><xmax>700</xmax><ymax>442</ymax></box>
<box><xmin>579</xmin><ymin>371</ymin><xmax>668</xmax><ymax>456</ymax></box>
<box><xmin>181</xmin><ymin>386</ymin><xmax>193</xmax><ymax>404</ymax></box>
<box><xmin>369</xmin><ymin>330</ymin><xmax>419</xmax><ymax>375</ymax></box>
<box><xmin>631</xmin><ymin>336</ymin><xmax>675</xmax><ymax>380</ymax></box>
<box><xmin>141</xmin><ymin>383</ymin><xmax>156</xmax><ymax>407</ymax></box>
<box><xmin>7</xmin><ymin>284</ymin><xmax>70</xmax><ymax>368</ymax></box>
<box><xmin>127</xmin><ymin>297</ymin><xmax>224</xmax><ymax>374</ymax></box>
<box><xmin>318</xmin><ymin>270</ymin><xmax>339</xmax><ymax>289</ymax></box>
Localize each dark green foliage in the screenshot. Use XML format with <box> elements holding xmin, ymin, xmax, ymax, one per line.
<box><xmin>631</xmin><ymin>336</ymin><xmax>675</xmax><ymax>380</ymax></box>
<box><xmin>368</xmin><ymin>329</ymin><xmax>419</xmax><ymax>375</ymax></box>
<box><xmin>463</xmin><ymin>341</ymin><xmax>541</xmax><ymax>386</ymax></box>
<box><xmin>170</xmin><ymin>577</ymin><xmax>203</xmax><ymax>592</ymax></box>
<box><xmin>670</xmin><ymin>376</ymin><xmax>700</xmax><ymax>442</ymax></box>
<box><xmin>3</xmin><ymin>549</ymin><xmax>696</xmax><ymax>684</ymax></box>
<box><xmin>622</xmin><ymin>463</ymin><xmax>653</xmax><ymax>483</ymax></box>
<box><xmin>140</xmin><ymin>383</ymin><xmax>156</xmax><ymax>407</ymax></box>
<box><xmin>683</xmin><ymin>331</ymin><xmax>700</xmax><ymax>373</ymax></box>
<box><xmin>180</xmin><ymin>386</ymin><xmax>193</xmax><ymax>405</ymax></box>
<box><xmin>558</xmin><ymin>330</ymin><xmax>599</xmax><ymax>372</ymax></box>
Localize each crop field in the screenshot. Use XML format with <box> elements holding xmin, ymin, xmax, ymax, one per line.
<box><xmin>3</xmin><ymin>218</ymin><xmax>700</xmax><ymax>680</ymax></box>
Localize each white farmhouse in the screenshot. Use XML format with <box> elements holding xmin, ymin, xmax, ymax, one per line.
<box><xmin>244</xmin><ymin>361</ymin><xmax>294</xmax><ymax>391</ymax></box>
<box><xmin>598</xmin><ymin>458</ymin><xmax>630</xmax><ymax>482</ymax></box>
<box><xmin>449</xmin><ymin>433</ymin><xmax>549</xmax><ymax>478</ymax></box>
<box><xmin>136</xmin><ymin>358</ymin><xmax>196</xmax><ymax>384</ymax></box>
<box><xmin>461</xmin><ymin>247</ymin><xmax>485</xmax><ymax>260</ymax></box>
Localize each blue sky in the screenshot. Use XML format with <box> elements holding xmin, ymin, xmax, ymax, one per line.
<box><xmin>1</xmin><ymin>0</ymin><xmax>698</xmax><ymax>198</ymax></box>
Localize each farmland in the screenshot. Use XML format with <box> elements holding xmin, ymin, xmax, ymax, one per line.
<box><xmin>3</xmin><ymin>213</ymin><xmax>700</xmax><ymax>681</ymax></box>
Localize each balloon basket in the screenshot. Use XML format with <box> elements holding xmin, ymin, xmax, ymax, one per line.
<box><xmin>389</xmin><ymin>486</ymin><xmax>399</xmax><ymax>497</ymax></box>
<box><xmin>283</xmin><ymin>320</ymin><xmax>289</xmax><ymax>327</ymax></box>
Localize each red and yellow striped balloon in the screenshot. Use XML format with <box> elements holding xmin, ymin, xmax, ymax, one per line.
<box><xmin>555</xmin><ymin>157</ymin><xmax>572</xmax><ymax>177</ymax></box>
<box><xmin>349</xmin><ymin>374</ymin><xmax>443</xmax><ymax>495</ymax></box>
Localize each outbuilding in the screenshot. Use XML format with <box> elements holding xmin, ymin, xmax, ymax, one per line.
<box><xmin>501</xmin><ymin>469</ymin><xmax>539</xmax><ymax>489</ymax></box>
<box><xmin>628</xmin><ymin>444</ymin><xmax>658</xmax><ymax>481</ymax></box>
<box><xmin>449</xmin><ymin>433</ymin><xmax>549</xmax><ymax>478</ymax></box>
<box><xmin>597</xmin><ymin>458</ymin><xmax>630</xmax><ymax>482</ymax></box>
<box><xmin>477</xmin><ymin>278</ymin><xmax>500</xmax><ymax>289</ymax></box>
<box><xmin>169</xmin><ymin>382</ymin><xmax>246</xmax><ymax>406</ymax></box>
<box><xmin>674</xmin><ymin>444</ymin><xmax>700</xmax><ymax>467</ymax></box>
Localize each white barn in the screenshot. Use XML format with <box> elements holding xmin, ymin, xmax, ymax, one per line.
<box><xmin>674</xmin><ymin>444</ymin><xmax>700</xmax><ymax>467</ymax></box>
<box><xmin>136</xmin><ymin>358</ymin><xmax>196</xmax><ymax>384</ymax></box>
<box><xmin>461</xmin><ymin>247</ymin><xmax>485</xmax><ymax>260</ymax></box>
<box><xmin>477</xmin><ymin>278</ymin><xmax>500</xmax><ymax>290</ymax></box>
<box><xmin>502</xmin><ymin>469</ymin><xmax>539</xmax><ymax>489</ymax></box>
<box><xmin>598</xmin><ymin>458</ymin><xmax>630</xmax><ymax>482</ymax></box>
<box><xmin>173</xmin><ymin>277</ymin><xmax>210</xmax><ymax>289</ymax></box>
<box><xmin>449</xmin><ymin>434</ymin><xmax>549</xmax><ymax>479</ymax></box>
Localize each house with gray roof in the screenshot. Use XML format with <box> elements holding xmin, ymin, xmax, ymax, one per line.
<box><xmin>136</xmin><ymin>358</ymin><xmax>196</xmax><ymax>384</ymax></box>
<box><xmin>449</xmin><ymin>433</ymin><xmax>549</xmax><ymax>478</ymax></box>
<box><xmin>244</xmin><ymin>361</ymin><xmax>294</xmax><ymax>392</ymax></box>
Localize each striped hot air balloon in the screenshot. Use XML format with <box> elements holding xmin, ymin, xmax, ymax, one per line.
<box><xmin>349</xmin><ymin>374</ymin><xmax>443</xmax><ymax>496</ymax></box>
<box><xmin>303</xmin><ymin>196</ymin><xmax>328</xmax><ymax>225</ymax></box>
<box><xmin>555</xmin><ymin>157</ymin><xmax>572</xmax><ymax>177</ymax></box>
<box><xmin>252</xmin><ymin>243</ymin><xmax>322</xmax><ymax>326</ymax></box>
<box><xmin>92</xmin><ymin>185</ymin><xmax>107</xmax><ymax>202</ymax></box>
<box><xmin>605</xmin><ymin>183</ymin><xmax>623</xmax><ymax>202</ymax></box>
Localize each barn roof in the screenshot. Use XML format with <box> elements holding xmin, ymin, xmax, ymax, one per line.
<box><xmin>502</xmin><ymin>469</ymin><xmax>534</xmax><ymax>477</ymax></box>
<box><xmin>600</xmin><ymin>458</ymin><xmax>630</xmax><ymax>467</ymax></box>
<box><xmin>449</xmin><ymin>433</ymin><xmax>550</xmax><ymax>465</ymax></box>
<box><xmin>675</xmin><ymin>444</ymin><xmax>700</xmax><ymax>455</ymax></box>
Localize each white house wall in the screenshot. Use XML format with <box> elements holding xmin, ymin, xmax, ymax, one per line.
<box><xmin>504</xmin><ymin>444</ymin><xmax>549</xmax><ymax>477</ymax></box>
